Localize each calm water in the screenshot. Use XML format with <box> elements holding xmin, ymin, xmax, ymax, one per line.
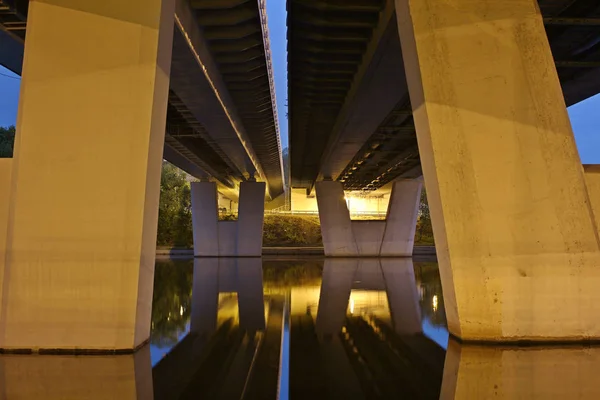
<box><xmin>4</xmin><ymin>257</ymin><xmax>599</xmax><ymax>399</ymax></box>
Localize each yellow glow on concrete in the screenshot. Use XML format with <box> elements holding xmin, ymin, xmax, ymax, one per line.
<box><xmin>396</xmin><ymin>0</ymin><xmax>600</xmax><ymax>341</ymax></box>
<box><xmin>584</xmin><ymin>165</ymin><xmax>600</xmax><ymax>233</ymax></box>
<box><xmin>1</xmin><ymin>0</ymin><xmax>175</xmax><ymax>350</ymax></box>
<box><xmin>0</xmin><ymin>159</ymin><xmax>12</xmax><ymax>321</ymax></box>
<box><xmin>290</xmin><ymin>187</ymin><xmax>390</xmax><ymax>215</ymax></box>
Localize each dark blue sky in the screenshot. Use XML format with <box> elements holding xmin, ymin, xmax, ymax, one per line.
<box><xmin>1</xmin><ymin>4</ymin><xmax>598</xmax><ymax>162</ymax></box>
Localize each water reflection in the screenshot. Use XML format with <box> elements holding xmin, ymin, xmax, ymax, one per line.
<box><xmin>2</xmin><ymin>257</ymin><xmax>600</xmax><ymax>399</ymax></box>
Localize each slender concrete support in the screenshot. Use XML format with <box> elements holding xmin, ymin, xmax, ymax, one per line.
<box><xmin>396</xmin><ymin>0</ymin><xmax>600</xmax><ymax>341</ymax></box>
<box><xmin>381</xmin><ymin>258</ymin><xmax>422</xmax><ymax>335</ymax></box>
<box><xmin>315</xmin><ymin>181</ymin><xmax>358</xmax><ymax>256</ymax></box>
<box><xmin>191</xmin><ymin>182</ymin><xmax>219</xmax><ymax>257</ymax></box>
<box><xmin>0</xmin><ymin>346</ymin><xmax>152</xmax><ymax>399</ymax></box>
<box><xmin>191</xmin><ymin>258</ymin><xmax>219</xmax><ymax>335</ymax></box>
<box><xmin>1</xmin><ymin>0</ymin><xmax>175</xmax><ymax>351</ymax></box>
<box><xmin>237</xmin><ymin>182</ymin><xmax>266</xmax><ymax>257</ymax></box>
<box><xmin>381</xmin><ymin>180</ymin><xmax>422</xmax><ymax>256</ymax></box>
<box><xmin>315</xmin><ymin>259</ymin><xmax>358</xmax><ymax>335</ymax></box>
<box><xmin>190</xmin><ymin>181</ymin><xmax>265</xmax><ymax>256</ymax></box>
<box><xmin>440</xmin><ymin>340</ymin><xmax>600</xmax><ymax>399</ymax></box>
<box><xmin>583</xmin><ymin>165</ymin><xmax>600</xmax><ymax>233</ymax></box>
<box><xmin>315</xmin><ymin>180</ymin><xmax>422</xmax><ymax>256</ymax></box>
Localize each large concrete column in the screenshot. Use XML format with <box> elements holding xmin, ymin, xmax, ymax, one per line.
<box><xmin>190</xmin><ymin>181</ymin><xmax>265</xmax><ymax>257</ymax></box>
<box><xmin>315</xmin><ymin>181</ymin><xmax>358</xmax><ymax>256</ymax></box>
<box><xmin>396</xmin><ymin>0</ymin><xmax>600</xmax><ymax>341</ymax></box>
<box><xmin>236</xmin><ymin>181</ymin><xmax>266</xmax><ymax>257</ymax></box>
<box><xmin>1</xmin><ymin>0</ymin><xmax>175</xmax><ymax>351</ymax></box>
<box><xmin>0</xmin><ymin>159</ymin><xmax>11</xmax><ymax>310</ymax></box>
<box><xmin>441</xmin><ymin>340</ymin><xmax>600</xmax><ymax>399</ymax></box>
<box><xmin>191</xmin><ymin>182</ymin><xmax>219</xmax><ymax>257</ymax></box>
<box><xmin>380</xmin><ymin>180</ymin><xmax>422</xmax><ymax>256</ymax></box>
<box><xmin>315</xmin><ymin>180</ymin><xmax>421</xmax><ymax>256</ymax></box>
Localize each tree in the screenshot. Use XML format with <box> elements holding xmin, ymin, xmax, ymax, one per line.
<box><xmin>416</xmin><ymin>189</ymin><xmax>434</xmax><ymax>244</ymax></box>
<box><xmin>157</xmin><ymin>162</ymin><xmax>193</xmax><ymax>247</ymax></box>
<box><xmin>0</xmin><ymin>126</ymin><xmax>16</xmax><ymax>158</ymax></box>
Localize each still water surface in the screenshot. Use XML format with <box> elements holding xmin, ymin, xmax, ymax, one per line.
<box><xmin>4</xmin><ymin>257</ymin><xmax>599</xmax><ymax>399</ymax></box>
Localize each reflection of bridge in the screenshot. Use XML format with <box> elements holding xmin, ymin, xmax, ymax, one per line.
<box><xmin>1</xmin><ymin>0</ymin><xmax>600</xmax><ymax>353</ymax></box>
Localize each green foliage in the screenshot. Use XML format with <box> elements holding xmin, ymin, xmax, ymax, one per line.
<box><xmin>0</xmin><ymin>126</ymin><xmax>16</xmax><ymax>158</ymax></box>
<box><xmin>415</xmin><ymin>189</ymin><xmax>435</xmax><ymax>245</ymax></box>
<box><xmin>157</xmin><ymin>162</ymin><xmax>193</xmax><ymax>247</ymax></box>
<box><xmin>262</xmin><ymin>214</ymin><xmax>322</xmax><ymax>247</ymax></box>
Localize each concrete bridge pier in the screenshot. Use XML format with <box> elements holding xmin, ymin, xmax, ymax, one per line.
<box><xmin>191</xmin><ymin>181</ymin><xmax>265</xmax><ymax>257</ymax></box>
<box><xmin>315</xmin><ymin>180</ymin><xmax>422</xmax><ymax>257</ymax></box>
<box><xmin>396</xmin><ymin>0</ymin><xmax>600</xmax><ymax>342</ymax></box>
<box><xmin>0</xmin><ymin>0</ymin><xmax>176</xmax><ymax>352</ymax></box>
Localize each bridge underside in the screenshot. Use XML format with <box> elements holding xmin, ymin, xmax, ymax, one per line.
<box><xmin>288</xmin><ymin>0</ymin><xmax>600</xmax><ymax>192</ymax></box>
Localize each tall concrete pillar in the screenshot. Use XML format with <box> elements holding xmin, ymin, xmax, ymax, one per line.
<box><xmin>315</xmin><ymin>179</ymin><xmax>421</xmax><ymax>256</ymax></box>
<box><xmin>1</xmin><ymin>0</ymin><xmax>175</xmax><ymax>351</ymax></box>
<box><xmin>380</xmin><ymin>180</ymin><xmax>422</xmax><ymax>256</ymax></box>
<box><xmin>191</xmin><ymin>182</ymin><xmax>220</xmax><ymax>257</ymax></box>
<box><xmin>315</xmin><ymin>181</ymin><xmax>359</xmax><ymax>256</ymax></box>
<box><xmin>237</xmin><ymin>181</ymin><xmax>266</xmax><ymax>257</ymax></box>
<box><xmin>0</xmin><ymin>346</ymin><xmax>153</xmax><ymax>399</ymax></box>
<box><xmin>190</xmin><ymin>181</ymin><xmax>265</xmax><ymax>257</ymax></box>
<box><xmin>440</xmin><ymin>340</ymin><xmax>600</xmax><ymax>399</ymax></box>
<box><xmin>396</xmin><ymin>0</ymin><xmax>600</xmax><ymax>341</ymax></box>
<box><xmin>0</xmin><ymin>159</ymin><xmax>11</xmax><ymax>306</ymax></box>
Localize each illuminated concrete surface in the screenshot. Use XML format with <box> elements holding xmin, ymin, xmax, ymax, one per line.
<box><xmin>191</xmin><ymin>181</ymin><xmax>265</xmax><ymax>257</ymax></box>
<box><xmin>316</xmin><ymin>180</ymin><xmax>422</xmax><ymax>256</ymax></box>
<box><xmin>396</xmin><ymin>0</ymin><xmax>600</xmax><ymax>341</ymax></box>
<box><xmin>441</xmin><ymin>340</ymin><xmax>600</xmax><ymax>399</ymax></box>
<box><xmin>1</xmin><ymin>0</ymin><xmax>175</xmax><ymax>350</ymax></box>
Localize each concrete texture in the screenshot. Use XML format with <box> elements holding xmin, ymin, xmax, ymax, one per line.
<box><xmin>1</xmin><ymin>0</ymin><xmax>175</xmax><ymax>351</ymax></box>
<box><xmin>191</xmin><ymin>182</ymin><xmax>219</xmax><ymax>256</ymax></box>
<box><xmin>396</xmin><ymin>0</ymin><xmax>600</xmax><ymax>341</ymax></box>
<box><xmin>191</xmin><ymin>181</ymin><xmax>265</xmax><ymax>256</ymax></box>
<box><xmin>315</xmin><ymin>181</ymin><xmax>358</xmax><ymax>256</ymax></box>
<box><xmin>0</xmin><ymin>346</ymin><xmax>152</xmax><ymax>399</ymax></box>
<box><xmin>316</xmin><ymin>180</ymin><xmax>422</xmax><ymax>257</ymax></box>
<box><xmin>381</xmin><ymin>180</ymin><xmax>422</xmax><ymax>256</ymax></box>
<box><xmin>237</xmin><ymin>181</ymin><xmax>266</xmax><ymax>257</ymax></box>
<box><xmin>441</xmin><ymin>340</ymin><xmax>600</xmax><ymax>399</ymax></box>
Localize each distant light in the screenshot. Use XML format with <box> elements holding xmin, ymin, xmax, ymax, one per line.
<box><xmin>350</xmin><ymin>299</ymin><xmax>355</xmax><ymax>314</ymax></box>
<box><xmin>180</xmin><ymin>306</ymin><xmax>184</xmax><ymax>316</ymax></box>
<box><xmin>432</xmin><ymin>295</ymin><xmax>438</xmax><ymax>312</ymax></box>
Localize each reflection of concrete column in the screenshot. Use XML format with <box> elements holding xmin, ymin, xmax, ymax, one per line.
<box><xmin>315</xmin><ymin>181</ymin><xmax>359</xmax><ymax>256</ymax></box>
<box><xmin>191</xmin><ymin>182</ymin><xmax>220</xmax><ymax>257</ymax></box>
<box><xmin>396</xmin><ymin>0</ymin><xmax>600</xmax><ymax>341</ymax></box>
<box><xmin>191</xmin><ymin>258</ymin><xmax>220</xmax><ymax>335</ymax></box>
<box><xmin>236</xmin><ymin>258</ymin><xmax>266</xmax><ymax>331</ymax></box>
<box><xmin>0</xmin><ymin>345</ymin><xmax>152</xmax><ymax>399</ymax></box>
<box><xmin>381</xmin><ymin>258</ymin><xmax>421</xmax><ymax>335</ymax></box>
<box><xmin>2</xmin><ymin>0</ymin><xmax>175</xmax><ymax>351</ymax></box>
<box><xmin>380</xmin><ymin>180</ymin><xmax>422</xmax><ymax>256</ymax></box>
<box><xmin>237</xmin><ymin>182</ymin><xmax>266</xmax><ymax>257</ymax></box>
<box><xmin>441</xmin><ymin>339</ymin><xmax>600</xmax><ymax>399</ymax></box>
<box><xmin>316</xmin><ymin>259</ymin><xmax>358</xmax><ymax>335</ymax></box>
